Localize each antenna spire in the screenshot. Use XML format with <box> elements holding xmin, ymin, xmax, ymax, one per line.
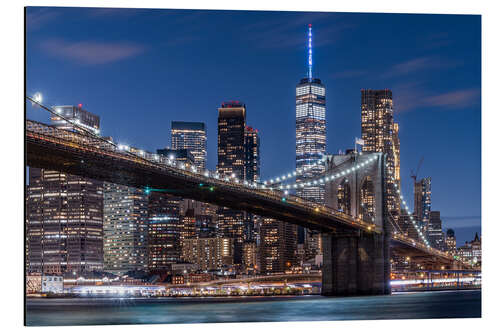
<box><xmin>308</xmin><ymin>24</ymin><xmax>313</xmax><ymax>81</ymax></box>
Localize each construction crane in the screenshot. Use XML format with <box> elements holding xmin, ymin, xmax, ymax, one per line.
<box><xmin>410</xmin><ymin>157</ymin><xmax>424</xmax><ymax>185</ymax></box>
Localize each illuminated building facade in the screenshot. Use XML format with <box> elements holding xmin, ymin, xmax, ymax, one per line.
<box><xmin>414</xmin><ymin>177</ymin><xmax>432</xmax><ymax>232</ymax></box>
<box><xmin>180</xmin><ymin>208</ymin><xmax>197</xmax><ymax>244</ymax></box>
<box><xmin>457</xmin><ymin>233</ymin><xmax>481</xmax><ymax>268</ymax></box>
<box><xmin>217</xmin><ymin>101</ymin><xmax>247</xmax><ymax>265</ymax></box>
<box><xmin>295</xmin><ymin>25</ymin><xmax>326</xmax><ymax>204</ymax></box>
<box><xmin>26</xmin><ymin>169</ymin><xmax>104</xmax><ymax>275</ymax></box>
<box><xmin>427</xmin><ymin>211</ymin><xmax>445</xmax><ymax>250</ymax></box>
<box><xmin>157</xmin><ymin>148</ymin><xmax>195</xmax><ymax>168</ymax></box>
<box><xmin>361</xmin><ymin>89</ymin><xmax>400</xmax><ymax>221</ymax></box>
<box><xmin>295</xmin><ymin>25</ymin><xmax>326</xmax><ymax>258</ymax></box>
<box><xmin>103</xmin><ymin>184</ymin><xmax>148</xmax><ymax>274</ymax></box>
<box><xmin>259</xmin><ymin>218</ymin><xmax>297</xmax><ymax>274</ymax></box>
<box><xmin>50</xmin><ymin>104</ymin><xmax>100</xmax><ymax>135</ymax></box>
<box><xmin>244</xmin><ymin>126</ymin><xmax>260</xmax><ymax>183</ymax></box>
<box><xmin>171</xmin><ymin>121</ymin><xmax>207</xmax><ymax>170</ymax></box>
<box><xmin>242</xmin><ymin>241</ymin><xmax>258</xmax><ymax>273</ymax></box>
<box><xmin>217</xmin><ymin>101</ymin><xmax>246</xmax><ymax>180</ymax></box>
<box><xmin>445</xmin><ymin>229</ymin><xmax>457</xmax><ymax>255</ymax></box>
<box><xmin>244</xmin><ymin>126</ymin><xmax>261</xmax><ymax>243</ymax></box>
<box><xmin>26</xmin><ymin>105</ymin><xmax>103</xmax><ymax>275</ymax></box>
<box><xmin>182</xmin><ymin>237</ymin><xmax>234</xmax><ymax>271</ymax></box>
<box><xmin>147</xmin><ymin>192</ymin><xmax>182</xmax><ymax>272</ymax></box>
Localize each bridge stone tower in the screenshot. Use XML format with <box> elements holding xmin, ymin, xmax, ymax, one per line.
<box><xmin>321</xmin><ymin>151</ymin><xmax>391</xmax><ymax>296</ymax></box>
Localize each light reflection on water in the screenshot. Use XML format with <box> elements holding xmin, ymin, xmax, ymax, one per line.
<box><xmin>26</xmin><ymin>290</ymin><xmax>481</xmax><ymax>326</ymax></box>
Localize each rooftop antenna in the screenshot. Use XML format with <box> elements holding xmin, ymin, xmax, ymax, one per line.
<box><xmin>308</xmin><ymin>24</ymin><xmax>313</xmax><ymax>82</ymax></box>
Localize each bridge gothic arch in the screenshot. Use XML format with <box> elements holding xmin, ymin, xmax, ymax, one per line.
<box><xmin>337</xmin><ymin>178</ymin><xmax>351</xmax><ymax>214</ymax></box>
<box><xmin>322</xmin><ymin>151</ymin><xmax>390</xmax><ymax>296</ymax></box>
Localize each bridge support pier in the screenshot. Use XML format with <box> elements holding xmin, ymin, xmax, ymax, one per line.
<box><xmin>321</xmin><ymin>230</ymin><xmax>390</xmax><ymax>296</ymax></box>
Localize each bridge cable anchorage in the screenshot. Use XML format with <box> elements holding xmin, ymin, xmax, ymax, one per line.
<box><xmin>267</xmin><ymin>155</ymin><xmax>378</xmax><ymax>191</ymax></box>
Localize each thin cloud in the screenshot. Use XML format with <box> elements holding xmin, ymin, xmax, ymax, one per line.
<box><xmin>424</xmin><ymin>88</ymin><xmax>480</xmax><ymax>109</ymax></box>
<box><xmin>384</xmin><ymin>56</ymin><xmax>461</xmax><ymax>78</ymax></box>
<box><xmin>26</xmin><ymin>7</ymin><xmax>60</xmax><ymax>31</ymax></box>
<box><xmin>393</xmin><ymin>81</ymin><xmax>480</xmax><ymax>113</ymax></box>
<box><xmin>39</xmin><ymin>39</ymin><xmax>147</xmax><ymax>65</ymax></box>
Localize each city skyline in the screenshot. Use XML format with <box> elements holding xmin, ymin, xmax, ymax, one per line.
<box><xmin>25</xmin><ymin>7</ymin><xmax>481</xmax><ymax>245</ymax></box>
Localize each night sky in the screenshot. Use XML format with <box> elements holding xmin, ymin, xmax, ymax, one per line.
<box><xmin>25</xmin><ymin>7</ymin><xmax>481</xmax><ymax>246</ymax></box>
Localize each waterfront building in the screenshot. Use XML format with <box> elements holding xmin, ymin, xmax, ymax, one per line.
<box><xmin>147</xmin><ymin>192</ymin><xmax>183</xmax><ymax>272</ymax></box>
<box><xmin>26</xmin><ymin>105</ymin><xmax>103</xmax><ymax>275</ymax></box>
<box><xmin>414</xmin><ymin>177</ymin><xmax>432</xmax><ymax>232</ymax></box>
<box><xmin>457</xmin><ymin>233</ymin><xmax>481</xmax><ymax>267</ymax></box>
<box><xmin>259</xmin><ymin>217</ymin><xmax>298</xmax><ymax>274</ymax></box>
<box><xmin>445</xmin><ymin>229</ymin><xmax>457</xmax><ymax>255</ymax></box>
<box><xmin>361</xmin><ymin>89</ymin><xmax>401</xmax><ymax>223</ymax></box>
<box><xmin>242</xmin><ymin>241</ymin><xmax>258</xmax><ymax>273</ymax></box>
<box><xmin>427</xmin><ymin>211</ymin><xmax>445</xmax><ymax>250</ymax></box>
<box><xmin>171</xmin><ymin>121</ymin><xmax>207</xmax><ymax>170</ymax></box>
<box><xmin>182</xmin><ymin>237</ymin><xmax>234</xmax><ymax>271</ymax></box>
<box><xmin>103</xmin><ymin>183</ymin><xmax>148</xmax><ymax>275</ymax></box>
<box><xmin>181</xmin><ymin>208</ymin><xmax>197</xmax><ymax>243</ymax></box>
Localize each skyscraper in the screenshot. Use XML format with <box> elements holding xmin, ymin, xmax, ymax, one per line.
<box><xmin>445</xmin><ymin>229</ymin><xmax>457</xmax><ymax>255</ymax></box>
<box><xmin>296</xmin><ymin>24</ymin><xmax>326</xmax><ymax>204</ymax></box>
<box><xmin>295</xmin><ymin>24</ymin><xmax>326</xmax><ymax>256</ymax></box>
<box><xmin>217</xmin><ymin>101</ymin><xmax>247</xmax><ymax>265</ymax></box>
<box><xmin>414</xmin><ymin>177</ymin><xmax>432</xmax><ymax>232</ymax></box>
<box><xmin>244</xmin><ymin>126</ymin><xmax>261</xmax><ymax>242</ymax></box>
<box><xmin>361</xmin><ymin>89</ymin><xmax>401</xmax><ymax>221</ymax></box>
<box><xmin>217</xmin><ymin>101</ymin><xmax>246</xmax><ymax>180</ymax></box>
<box><xmin>428</xmin><ymin>211</ymin><xmax>445</xmax><ymax>250</ymax></box>
<box><xmin>171</xmin><ymin>121</ymin><xmax>207</xmax><ymax>170</ymax></box>
<box><xmin>147</xmin><ymin>192</ymin><xmax>182</xmax><ymax>272</ymax></box>
<box><xmin>259</xmin><ymin>218</ymin><xmax>297</xmax><ymax>274</ymax></box>
<box><xmin>26</xmin><ymin>105</ymin><xmax>103</xmax><ymax>275</ymax></box>
<box><xmin>103</xmin><ymin>184</ymin><xmax>148</xmax><ymax>274</ymax></box>
<box><xmin>244</xmin><ymin>126</ymin><xmax>260</xmax><ymax>184</ymax></box>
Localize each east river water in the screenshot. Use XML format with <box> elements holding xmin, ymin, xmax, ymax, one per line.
<box><xmin>26</xmin><ymin>289</ymin><xmax>481</xmax><ymax>326</ymax></box>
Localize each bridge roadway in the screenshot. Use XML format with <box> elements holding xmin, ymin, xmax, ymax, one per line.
<box><xmin>26</xmin><ymin>119</ymin><xmax>457</xmax><ymax>265</ymax></box>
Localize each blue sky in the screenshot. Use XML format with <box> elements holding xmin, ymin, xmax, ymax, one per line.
<box><xmin>26</xmin><ymin>7</ymin><xmax>481</xmax><ymax>245</ymax></box>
